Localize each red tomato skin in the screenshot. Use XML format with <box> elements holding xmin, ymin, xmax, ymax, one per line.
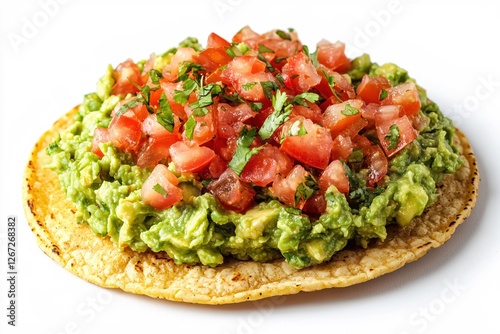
<box><xmin>169</xmin><ymin>141</ymin><xmax>216</xmax><ymax>173</ymax></box>
<box><xmin>364</xmin><ymin>145</ymin><xmax>388</xmax><ymax>187</ymax></box>
<box><xmin>108</xmin><ymin>115</ymin><xmax>143</xmax><ymax>153</ymax></box>
<box><xmin>207</xmin><ymin>168</ymin><xmax>256</xmax><ymax>212</ymax></box>
<box><xmin>91</xmin><ymin>128</ymin><xmax>111</xmax><ymax>158</ymax></box>
<box><xmin>280</xmin><ymin>117</ymin><xmax>333</xmax><ymax>170</ymax></box>
<box><xmin>141</xmin><ymin>164</ymin><xmax>182</xmax><ymax>210</ymax></box>
<box><xmin>270</xmin><ymin>165</ymin><xmax>310</xmax><ymax>209</ymax></box>
<box><xmin>316</xmin><ymin>40</ymin><xmax>350</xmax><ymax>73</ymax></box>
<box><xmin>356</xmin><ymin>75</ymin><xmax>391</xmax><ymax>104</ymax></box>
<box><xmin>136</xmin><ymin>133</ymin><xmax>179</xmax><ymax>169</ymax></box>
<box><xmin>318</xmin><ymin>160</ymin><xmax>349</xmax><ymax>194</ymax></box>
<box><xmin>112</xmin><ymin>59</ymin><xmax>143</xmax><ymax>96</ymax></box>
<box><xmin>381</xmin><ymin>81</ymin><xmax>421</xmax><ymax>116</ymax></box>
<box><xmin>376</xmin><ymin>115</ymin><xmax>418</xmax><ymax>157</ymax></box>
<box><xmin>322</xmin><ymin>99</ymin><xmax>365</xmax><ymax>137</ymax></box>
<box><xmin>206</xmin><ymin>32</ymin><xmax>231</xmax><ymax>48</ymax></box>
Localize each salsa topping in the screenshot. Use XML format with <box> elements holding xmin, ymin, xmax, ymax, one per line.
<box><xmin>48</xmin><ymin>26</ymin><xmax>463</xmax><ymax>268</ymax></box>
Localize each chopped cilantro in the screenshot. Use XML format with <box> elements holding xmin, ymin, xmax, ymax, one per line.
<box><xmin>341</xmin><ymin>103</ymin><xmax>359</xmax><ymax>116</ymax></box>
<box><xmin>288</xmin><ymin>120</ymin><xmax>308</xmax><ymax>137</ymax></box>
<box><xmin>303</xmin><ymin>45</ymin><xmax>319</xmax><ymax>68</ymax></box>
<box><xmin>242</xmin><ymin>82</ymin><xmax>257</xmax><ymax>91</ymax></box>
<box><xmin>276</xmin><ymin>29</ymin><xmax>291</xmax><ymax>40</ymax></box>
<box><xmin>257</xmin><ymin>53</ymin><xmax>275</xmax><ymax>73</ymax></box>
<box><xmin>153</xmin><ymin>184</ymin><xmax>168</xmax><ymax>198</ymax></box>
<box><xmin>258</xmin><ymin>90</ymin><xmax>292</xmax><ymax>140</ymax></box>
<box><xmin>379</xmin><ymin>89</ymin><xmax>388</xmax><ymax>101</ymax></box>
<box><xmin>148</xmin><ymin>69</ymin><xmax>163</xmax><ymax>84</ymax></box>
<box><xmin>177</xmin><ymin>61</ymin><xmax>205</xmax><ymax>81</ymax></box>
<box><xmin>294</xmin><ymin>175</ymin><xmax>318</xmax><ymax>206</ymax></box>
<box><xmin>248</xmin><ymin>102</ymin><xmax>263</xmax><ymax>112</ymax></box>
<box><xmin>157</xmin><ymin>92</ymin><xmax>175</xmax><ymax>132</ymax></box>
<box><xmin>385</xmin><ymin>124</ymin><xmax>400</xmax><ymax>150</ymax></box>
<box><xmin>260</xmin><ymin>81</ymin><xmax>279</xmax><ymax>100</ymax></box>
<box><xmin>173</xmin><ymin>79</ymin><xmax>198</xmax><ymax>105</ymax></box>
<box><xmin>258</xmin><ymin>44</ymin><xmax>274</xmax><ymax>54</ymax></box>
<box><xmin>189</xmin><ymin>83</ymin><xmax>222</xmax><ymax>116</ymax></box>
<box><xmin>292</xmin><ymin>92</ymin><xmax>320</xmax><ymax>107</ymax></box>
<box><xmin>116</xmin><ymin>99</ymin><xmax>140</xmax><ymax>117</ymax></box>
<box><xmin>228</xmin><ymin>127</ymin><xmax>262</xmax><ymax>175</ymax></box>
<box><xmin>184</xmin><ymin>115</ymin><xmax>197</xmax><ymax>141</ymax></box>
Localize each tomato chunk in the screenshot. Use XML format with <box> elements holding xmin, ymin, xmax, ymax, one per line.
<box><xmin>270</xmin><ymin>165</ymin><xmax>311</xmax><ymax>209</ymax></box>
<box><xmin>381</xmin><ymin>81</ymin><xmax>421</xmax><ymax>116</ymax></box>
<box><xmin>141</xmin><ymin>164</ymin><xmax>182</xmax><ymax>210</ymax></box>
<box><xmin>364</xmin><ymin>145</ymin><xmax>388</xmax><ymax>187</ymax></box>
<box><xmin>91</xmin><ymin>128</ymin><xmax>111</xmax><ymax>158</ymax></box>
<box><xmin>282</xmin><ymin>52</ymin><xmax>321</xmax><ymax>93</ymax></box>
<box><xmin>318</xmin><ymin>160</ymin><xmax>349</xmax><ymax>194</ymax></box>
<box><xmin>280</xmin><ymin>117</ymin><xmax>333</xmax><ymax>170</ymax></box>
<box><xmin>108</xmin><ymin>115</ymin><xmax>142</xmax><ymax>153</ymax></box>
<box><xmin>316</xmin><ymin>40</ymin><xmax>350</xmax><ymax>73</ymax></box>
<box><xmin>207</xmin><ymin>168</ymin><xmax>256</xmax><ymax>212</ymax></box>
<box><xmin>322</xmin><ymin>99</ymin><xmax>365</xmax><ymax>137</ymax></box>
<box><xmin>169</xmin><ymin>141</ymin><xmax>216</xmax><ymax>172</ymax></box>
<box><xmin>376</xmin><ymin>115</ymin><xmax>417</xmax><ymax>157</ymax></box>
<box><xmin>356</xmin><ymin>75</ymin><xmax>391</xmax><ymax>104</ymax></box>
<box><xmin>240</xmin><ymin>145</ymin><xmax>293</xmax><ymax>186</ymax></box>
<box><xmin>112</xmin><ymin>59</ymin><xmax>143</xmax><ymax>96</ymax></box>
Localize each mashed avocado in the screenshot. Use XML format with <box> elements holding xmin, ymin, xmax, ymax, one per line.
<box><xmin>46</xmin><ymin>40</ymin><xmax>462</xmax><ymax>269</ymax></box>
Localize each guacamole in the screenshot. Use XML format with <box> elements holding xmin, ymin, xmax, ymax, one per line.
<box><xmin>46</xmin><ymin>31</ymin><xmax>462</xmax><ymax>269</ymax></box>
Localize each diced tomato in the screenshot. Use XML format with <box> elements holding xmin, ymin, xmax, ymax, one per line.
<box><xmin>232</xmin><ymin>26</ymin><xmax>260</xmax><ymax>43</ymax></box>
<box><xmin>91</xmin><ymin>127</ymin><xmax>111</xmax><ymax>158</ymax></box>
<box><xmin>364</xmin><ymin>145</ymin><xmax>388</xmax><ymax>187</ymax></box>
<box><xmin>221</xmin><ymin>56</ymin><xmax>275</xmax><ymax>101</ymax></box>
<box><xmin>259</xmin><ymin>37</ymin><xmax>300</xmax><ymax>60</ymax></box>
<box><xmin>322</xmin><ymin>99</ymin><xmax>365</xmax><ymax>137</ymax></box>
<box><xmin>197</xmin><ymin>47</ymin><xmax>232</xmax><ymax>72</ymax></box>
<box><xmin>108</xmin><ymin>115</ymin><xmax>142</xmax><ymax>152</ymax></box>
<box><xmin>290</xmin><ymin>101</ymin><xmax>322</xmax><ymax>124</ymax></box>
<box><xmin>169</xmin><ymin>141</ymin><xmax>216</xmax><ymax>172</ymax></box>
<box><xmin>381</xmin><ymin>81</ymin><xmax>421</xmax><ymax>116</ymax></box>
<box><xmin>183</xmin><ymin>105</ymin><xmax>217</xmax><ymax>145</ymax></box>
<box><xmin>206</xmin><ymin>32</ymin><xmax>231</xmax><ymax>49</ymax></box>
<box><xmin>112</xmin><ymin>59</ymin><xmax>143</xmax><ymax>96</ymax></box>
<box><xmin>316</xmin><ymin>40</ymin><xmax>350</xmax><ymax>73</ymax></box>
<box><xmin>240</xmin><ymin>153</ymin><xmax>278</xmax><ymax>187</ymax></box>
<box><xmin>160</xmin><ymin>81</ymin><xmax>195</xmax><ymax>121</ymax></box>
<box><xmin>282</xmin><ymin>52</ymin><xmax>321</xmax><ymax>93</ymax></box>
<box><xmin>162</xmin><ymin>47</ymin><xmax>197</xmax><ymax>81</ymax></box>
<box><xmin>356</xmin><ymin>75</ymin><xmax>391</xmax><ymax>104</ymax></box>
<box><xmin>330</xmin><ymin>134</ymin><xmax>354</xmax><ymax>161</ymax></box>
<box><xmin>207</xmin><ymin>156</ymin><xmax>228</xmax><ymax>179</ymax></box>
<box><xmin>111</xmin><ymin>99</ymin><xmax>149</xmax><ymax>122</ymax></box>
<box><xmin>216</xmin><ymin>103</ymin><xmax>257</xmax><ymax>138</ymax></box>
<box><xmin>318</xmin><ymin>160</ymin><xmax>349</xmax><ymax>194</ymax></box>
<box><xmin>315</xmin><ymin>66</ymin><xmax>356</xmax><ymax>102</ymax></box>
<box><xmin>375</xmin><ymin>105</ymin><xmax>401</xmax><ymax>124</ymax></box>
<box><xmin>360</xmin><ymin>102</ymin><xmax>379</xmax><ymax>129</ymax></box>
<box><xmin>136</xmin><ymin>133</ymin><xmax>179</xmax><ymax>168</ymax></box>
<box><xmin>141</xmin><ymin>114</ymin><xmax>181</xmax><ymax>137</ymax></box>
<box><xmin>376</xmin><ymin>115</ymin><xmax>417</xmax><ymax>157</ymax></box>
<box><xmin>302</xmin><ymin>193</ymin><xmax>327</xmax><ymax>215</ymax></box>
<box><xmin>141</xmin><ymin>164</ymin><xmax>182</xmax><ymax>210</ymax></box>
<box><xmin>280</xmin><ymin>117</ymin><xmax>333</xmax><ymax>170</ymax></box>
<box><xmin>213</xmin><ymin>136</ymin><xmax>238</xmax><ymax>162</ymax></box>
<box><xmin>270</xmin><ymin>165</ymin><xmax>311</xmax><ymax>209</ymax></box>
<box><xmin>207</xmin><ymin>168</ymin><xmax>256</xmax><ymax>212</ymax></box>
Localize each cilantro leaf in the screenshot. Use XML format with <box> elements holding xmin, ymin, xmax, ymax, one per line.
<box><xmin>303</xmin><ymin>45</ymin><xmax>319</xmax><ymax>68</ymax></box>
<box><xmin>148</xmin><ymin>69</ymin><xmax>164</xmax><ymax>84</ymax></box>
<box><xmin>189</xmin><ymin>83</ymin><xmax>222</xmax><ymax>116</ymax></box>
<box><xmin>385</xmin><ymin>124</ymin><xmax>400</xmax><ymax>150</ymax></box>
<box><xmin>116</xmin><ymin>99</ymin><xmax>140</xmax><ymax>117</ymax></box>
<box><xmin>379</xmin><ymin>89</ymin><xmax>388</xmax><ymax>101</ymax></box>
<box><xmin>153</xmin><ymin>184</ymin><xmax>168</xmax><ymax>198</ymax></box>
<box><xmin>292</xmin><ymin>92</ymin><xmax>320</xmax><ymax>107</ymax></box>
<box><xmin>248</xmin><ymin>102</ymin><xmax>263</xmax><ymax>112</ymax></box>
<box><xmin>321</xmin><ymin>69</ymin><xmax>343</xmax><ymax>102</ymax></box>
<box><xmin>177</xmin><ymin>61</ymin><xmax>205</xmax><ymax>81</ymax></box>
<box><xmin>173</xmin><ymin>79</ymin><xmax>198</xmax><ymax>105</ymax></box>
<box><xmin>257</xmin><ymin>53</ymin><xmax>275</xmax><ymax>73</ymax></box>
<box><xmin>228</xmin><ymin>127</ymin><xmax>262</xmax><ymax>175</ymax></box>
<box><xmin>260</xmin><ymin>81</ymin><xmax>279</xmax><ymax>100</ymax></box>
<box><xmin>184</xmin><ymin>115</ymin><xmax>197</xmax><ymax>141</ymax></box>
<box><xmin>341</xmin><ymin>103</ymin><xmax>360</xmax><ymax>116</ymax></box>
<box><xmin>294</xmin><ymin>175</ymin><xmax>318</xmax><ymax>206</ymax></box>
<box><xmin>258</xmin><ymin>90</ymin><xmax>292</xmax><ymax>140</ymax></box>
<box><xmin>241</xmin><ymin>82</ymin><xmax>257</xmax><ymax>91</ymax></box>
<box><xmin>276</xmin><ymin>30</ymin><xmax>291</xmax><ymax>40</ymax></box>
<box><xmin>287</xmin><ymin>120</ymin><xmax>308</xmax><ymax>137</ymax></box>
<box><xmin>157</xmin><ymin>92</ymin><xmax>175</xmax><ymax>132</ymax></box>
<box><xmin>258</xmin><ymin>44</ymin><xmax>275</xmax><ymax>54</ymax></box>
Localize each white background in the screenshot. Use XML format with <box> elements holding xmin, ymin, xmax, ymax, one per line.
<box><xmin>1</xmin><ymin>1</ymin><xmax>499</xmax><ymax>333</ymax></box>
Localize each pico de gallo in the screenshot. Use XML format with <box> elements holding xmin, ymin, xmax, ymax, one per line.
<box><xmin>47</xmin><ymin>27</ymin><xmax>462</xmax><ymax>268</ymax></box>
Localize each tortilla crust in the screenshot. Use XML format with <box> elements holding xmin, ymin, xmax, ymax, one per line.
<box><xmin>23</xmin><ymin>107</ymin><xmax>480</xmax><ymax>304</ymax></box>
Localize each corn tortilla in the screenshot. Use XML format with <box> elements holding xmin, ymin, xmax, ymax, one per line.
<box><xmin>22</xmin><ymin>107</ymin><xmax>479</xmax><ymax>304</ymax></box>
